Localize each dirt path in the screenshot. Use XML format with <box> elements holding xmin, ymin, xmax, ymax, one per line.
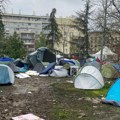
<box><xmin>0</xmin><ymin>76</ymin><xmax>120</xmax><ymax>120</ymax></box>
<box><xmin>0</xmin><ymin>76</ymin><xmax>59</xmax><ymax>120</ymax></box>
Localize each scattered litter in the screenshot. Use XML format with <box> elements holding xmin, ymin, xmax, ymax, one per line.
<box><xmin>0</xmin><ymin>90</ymin><xmax>3</xmax><ymax>93</ymax></box>
<box><xmin>16</xmin><ymin>73</ymin><xmax>30</xmax><ymax>79</ymax></box>
<box><xmin>92</xmin><ymin>98</ymin><xmax>101</xmax><ymax>104</ymax></box>
<box><xmin>93</xmin><ymin>106</ymin><xmax>97</xmax><ymax>108</ymax></box>
<box><xmin>101</xmin><ymin>97</ymin><xmax>105</xmax><ymax>100</ymax></box>
<box><xmin>11</xmin><ymin>113</ymin><xmax>45</xmax><ymax>120</ymax></box>
<box><xmin>84</xmin><ymin>97</ymin><xmax>92</xmax><ymax>101</ymax></box>
<box><xmin>28</xmin><ymin>91</ymin><xmax>32</xmax><ymax>94</ymax></box>
<box><xmin>67</xmin><ymin>80</ymin><xmax>73</xmax><ymax>83</ymax></box>
<box><xmin>39</xmin><ymin>74</ymin><xmax>48</xmax><ymax>77</ymax></box>
<box><xmin>78</xmin><ymin>113</ymin><xmax>86</xmax><ymax>119</ymax></box>
<box><xmin>25</xmin><ymin>70</ymin><xmax>39</xmax><ymax>76</ymax></box>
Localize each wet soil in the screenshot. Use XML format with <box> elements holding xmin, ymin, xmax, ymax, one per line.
<box><xmin>0</xmin><ymin>76</ymin><xmax>120</xmax><ymax>120</ymax></box>
<box><xmin>0</xmin><ymin>76</ymin><xmax>58</xmax><ymax>120</ymax></box>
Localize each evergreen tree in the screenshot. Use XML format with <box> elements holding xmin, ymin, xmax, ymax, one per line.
<box><xmin>72</xmin><ymin>0</ymin><xmax>91</xmax><ymax>58</ymax></box>
<box><xmin>0</xmin><ymin>14</ymin><xmax>4</xmax><ymax>39</ymax></box>
<box><xmin>0</xmin><ymin>13</ymin><xmax>6</xmax><ymax>56</ymax></box>
<box><xmin>44</xmin><ymin>8</ymin><xmax>62</xmax><ymax>50</ymax></box>
<box><xmin>6</xmin><ymin>32</ymin><xmax>27</xmax><ymax>59</ymax></box>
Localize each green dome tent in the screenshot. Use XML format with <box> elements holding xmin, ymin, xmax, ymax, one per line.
<box><xmin>101</xmin><ymin>63</ymin><xmax>118</xmax><ymax>79</ymax></box>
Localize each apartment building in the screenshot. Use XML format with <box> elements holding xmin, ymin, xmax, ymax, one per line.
<box><xmin>56</xmin><ymin>17</ymin><xmax>82</xmax><ymax>55</ymax></box>
<box><xmin>2</xmin><ymin>13</ymin><xmax>85</xmax><ymax>55</ymax></box>
<box><xmin>3</xmin><ymin>13</ymin><xmax>119</xmax><ymax>59</ymax></box>
<box><xmin>2</xmin><ymin>13</ymin><xmax>80</xmax><ymax>55</ymax></box>
<box><xmin>2</xmin><ymin>13</ymin><xmax>50</xmax><ymax>52</ymax></box>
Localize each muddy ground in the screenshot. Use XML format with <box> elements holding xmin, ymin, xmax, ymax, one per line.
<box><xmin>0</xmin><ymin>76</ymin><xmax>120</xmax><ymax>120</ymax></box>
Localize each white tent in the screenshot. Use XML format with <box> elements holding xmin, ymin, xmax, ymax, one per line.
<box><xmin>74</xmin><ymin>66</ymin><xmax>104</xmax><ymax>89</ymax></box>
<box><xmin>92</xmin><ymin>46</ymin><xmax>117</xmax><ymax>60</ymax></box>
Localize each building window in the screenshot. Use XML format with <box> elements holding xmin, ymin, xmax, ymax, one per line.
<box><xmin>90</xmin><ymin>37</ymin><xmax>93</xmax><ymax>40</ymax></box>
<box><xmin>16</xmin><ymin>28</ymin><xmax>19</xmax><ymax>30</ymax></box>
<box><xmin>28</xmin><ymin>23</ymin><xmax>31</xmax><ymax>26</ymax></box>
<box><xmin>65</xmin><ymin>49</ymin><xmax>68</xmax><ymax>53</ymax></box>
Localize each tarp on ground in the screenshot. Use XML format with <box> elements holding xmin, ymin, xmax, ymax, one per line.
<box><xmin>40</xmin><ymin>62</ymin><xmax>56</xmax><ymax>74</ymax></box>
<box><xmin>26</xmin><ymin>47</ymin><xmax>56</xmax><ymax>67</ymax></box>
<box><xmin>74</xmin><ymin>66</ymin><xmax>104</xmax><ymax>89</ymax></box>
<box><xmin>49</xmin><ymin>68</ymin><xmax>68</xmax><ymax>77</ymax></box>
<box><xmin>0</xmin><ymin>64</ymin><xmax>15</xmax><ymax>84</ymax></box>
<box><xmin>103</xmin><ymin>78</ymin><xmax>120</xmax><ymax>106</ymax></box>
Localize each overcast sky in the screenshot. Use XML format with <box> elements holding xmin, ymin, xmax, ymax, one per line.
<box><xmin>5</xmin><ymin>0</ymin><xmax>85</xmax><ymax>17</ymax></box>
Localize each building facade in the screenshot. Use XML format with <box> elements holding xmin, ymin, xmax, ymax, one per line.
<box><xmin>2</xmin><ymin>13</ymin><xmax>81</xmax><ymax>55</ymax></box>
<box><xmin>56</xmin><ymin>17</ymin><xmax>82</xmax><ymax>55</ymax></box>
<box><xmin>2</xmin><ymin>13</ymin><xmax>50</xmax><ymax>52</ymax></box>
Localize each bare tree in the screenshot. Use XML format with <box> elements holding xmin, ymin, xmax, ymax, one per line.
<box><xmin>100</xmin><ymin>0</ymin><xmax>111</xmax><ymax>67</ymax></box>
<box><xmin>107</xmin><ymin>0</ymin><xmax>120</xmax><ymax>30</ymax></box>
<box><xmin>0</xmin><ymin>0</ymin><xmax>8</xmax><ymax>14</ymax></box>
<box><xmin>112</xmin><ymin>0</ymin><xmax>120</xmax><ymax>13</ymax></box>
<box><xmin>0</xmin><ymin>0</ymin><xmax>8</xmax><ymax>56</ymax></box>
<box><xmin>93</xmin><ymin>0</ymin><xmax>114</xmax><ymax>69</ymax></box>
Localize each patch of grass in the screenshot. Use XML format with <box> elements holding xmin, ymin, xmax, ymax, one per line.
<box><xmin>48</xmin><ymin>105</ymin><xmax>89</xmax><ymax>120</ymax></box>
<box><xmin>51</xmin><ymin>81</ymin><xmax>112</xmax><ymax>98</ymax></box>
<box><xmin>47</xmin><ymin>81</ymin><xmax>114</xmax><ymax>120</ymax></box>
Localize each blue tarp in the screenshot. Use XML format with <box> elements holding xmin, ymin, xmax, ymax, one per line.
<box><xmin>40</xmin><ymin>62</ymin><xmax>56</xmax><ymax>74</ymax></box>
<box><xmin>64</xmin><ymin>59</ymin><xmax>75</xmax><ymax>65</ymax></box>
<box><xmin>0</xmin><ymin>57</ymin><xmax>13</xmax><ymax>61</ymax></box>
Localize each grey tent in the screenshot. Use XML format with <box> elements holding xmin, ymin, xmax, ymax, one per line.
<box><xmin>0</xmin><ymin>64</ymin><xmax>15</xmax><ymax>84</ymax></box>
<box><xmin>84</xmin><ymin>61</ymin><xmax>100</xmax><ymax>70</ymax></box>
<box><xmin>8</xmin><ymin>62</ymin><xmax>20</xmax><ymax>72</ymax></box>
<box><xmin>33</xmin><ymin>62</ymin><xmax>45</xmax><ymax>73</ymax></box>
<box><xmin>26</xmin><ymin>47</ymin><xmax>56</xmax><ymax>67</ymax></box>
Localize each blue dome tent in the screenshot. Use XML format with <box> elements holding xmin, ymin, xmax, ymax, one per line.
<box><xmin>103</xmin><ymin>78</ymin><xmax>120</xmax><ymax>106</ymax></box>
